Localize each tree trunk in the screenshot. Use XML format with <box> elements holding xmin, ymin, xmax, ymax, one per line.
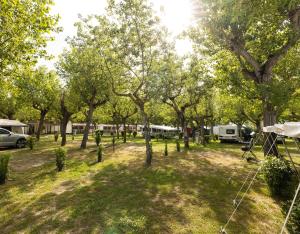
<box><xmin>81</xmin><ymin>104</ymin><xmax>94</xmax><ymax>149</ymax></box>
<box><xmin>116</xmin><ymin>123</ymin><xmax>120</xmax><ymax>139</ymax></box>
<box><xmin>123</xmin><ymin>120</ymin><xmax>127</xmax><ymax>143</ymax></box>
<box><xmin>263</xmin><ymin>100</ymin><xmax>278</xmax><ymax>156</ymax></box>
<box><xmin>36</xmin><ymin>110</ymin><xmax>47</xmax><ymax>141</ymax></box>
<box><xmin>60</xmin><ymin>114</ymin><xmax>71</xmax><ymax>146</ymax></box>
<box><xmin>200</xmin><ymin>116</ymin><xmax>206</xmax><ymax>146</ymax></box>
<box><xmin>255</xmin><ymin>120</ymin><xmax>261</xmax><ymax>133</ymax></box>
<box><xmin>142</xmin><ymin>111</ymin><xmax>152</xmax><ymax>166</ymax></box>
<box><xmin>180</xmin><ymin>112</ymin><xmax>189</xmax><ymax>149</ymax></box>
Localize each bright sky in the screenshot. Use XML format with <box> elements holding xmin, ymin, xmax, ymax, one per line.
<box><xmin>41</xmin><ymin>0</ymin><xmax>195</xmax><ymax>69</ymax></box>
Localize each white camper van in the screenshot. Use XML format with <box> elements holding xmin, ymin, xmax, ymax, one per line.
<box><xmin>214</xmin><ymin>124</ymin><xmax>252</xmax><ymax>143</ymax></box>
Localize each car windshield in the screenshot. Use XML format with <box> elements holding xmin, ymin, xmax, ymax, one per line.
<box><xmin>0</xmin><ymin>129</ymin><xmax>10</xmax><ymax>135</ymax></box>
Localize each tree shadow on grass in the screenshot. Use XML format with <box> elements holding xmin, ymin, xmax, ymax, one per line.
<box><xmin>0</xmin><ymin>143</ymin><xmax>283</xmax><ymax>233</ymax></box>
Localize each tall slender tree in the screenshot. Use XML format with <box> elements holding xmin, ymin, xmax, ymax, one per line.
<box><xmin>58</xmin><ymin>45</ymin><xmax>110</xmax><ymax>149</ymax></box>
<box><xmin>100</xmin><ymin>0</ymin><xmax>164</xmax><ymax>166</ymax></box>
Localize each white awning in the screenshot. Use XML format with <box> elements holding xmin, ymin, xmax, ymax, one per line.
<box><xmin>0</xmin><ymin>119</ymin><xmax>27</xmax><ymax>127</ymax></box>
<box><xmin>263</xmin><ymin>122</ymin><xmax>300</xmax><ymax>138</ymax></box>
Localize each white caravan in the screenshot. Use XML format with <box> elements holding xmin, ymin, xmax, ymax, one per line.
<box><xmin>141</xmin><ymin>125</ymin><xmax>179</xmax><ymax>138</ymax></box>
<box><xmin>214</xmin><ymin>124</ymin><xmax>252</xmax><ymax>143</ymax></box>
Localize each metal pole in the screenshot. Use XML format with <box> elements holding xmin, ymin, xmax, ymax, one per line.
<box><xmin>280</xmin><ymin>182</ymin><xmax>300</xmax><ymax>234</ymax></box>
<box><xmin>282</xmin><ymin>138</ymin><xmax>300</xmax><ymax>181</ymax></box>
<box><xmin>294</xmin><ymin>138</ymin><xmax>300</xmax><ymax>153</ymax></box>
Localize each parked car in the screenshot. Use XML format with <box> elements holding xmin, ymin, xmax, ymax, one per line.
<box><xmin>0</xmin><ymin>127</ymin><xmax>28</xmax><ymax>148</ymax></box>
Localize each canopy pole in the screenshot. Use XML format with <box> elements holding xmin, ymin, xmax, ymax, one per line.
<box><xmin>280</xmin><ymin>182</ymin><xmax>300</xmax><ymax>234</ymax></box>
<box><xmin>294</xmin><ymin>138</ymin><xmax>300</xmax><ymax>153</ymax></box>
<box><xmin>282</xmin><ymin>138</ymin><xmax>300</xmax><ymax>180</ymax></box>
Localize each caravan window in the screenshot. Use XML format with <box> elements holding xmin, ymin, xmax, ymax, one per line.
<box><xmin>226</xmin><ymin>129</ymin><xmax>235</xmax><ymax>134</ymax></box>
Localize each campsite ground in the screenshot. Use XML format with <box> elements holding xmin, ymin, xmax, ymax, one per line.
<box><xmin>0</xmin><ymin>135</ymin><xmax>298</xmax><ymax>233</ymax></box>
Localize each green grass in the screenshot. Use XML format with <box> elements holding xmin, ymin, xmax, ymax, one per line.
<box><xmin>0</xmin><ymin>134</ymin><xmax>295</xmax><ymax>233</ymax></box>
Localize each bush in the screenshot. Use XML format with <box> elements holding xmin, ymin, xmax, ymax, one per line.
<box><xmin>72</xmin><ymin>134</ymin><xmax>75</xmax><ymax>140</ymax></box>
<box><xmin>54</xmin><ymin>132</ymin><xmax>59</xmax><ymax>142</ymax></box>
<box><xmin>0</xmin><ymin>154</ymin><xmax>10</xmax><ymax>184</ymax></box>
<box><xmin>55</xmin><ymin>147</ymin><xmax>66</xmax><ymax>172</ymax></box>
<box><xmin>133</xmin><ymin>131</ymin><xmax>137</xmax><ymax>138</ymax></box>
<box><xmin>178</xmin><ymin>132</ymin><xmax>183</xmax><ymax>139</ymax></box>
<box><xmin>287</xmin><ymin>199</ymin><xmax>300</xmax><ymax>233</ymax></box>
<box><xmin>97</xmin><ymin>145</ymin><xmax>103</xmax><ymax>162</ymax></box>
<box><xmin>95</xmin><ymin>130</ymin><xmax>101</xmax><ymax>146</ymax></box>
<box><xmin>27</xmin><ymin>136</ymin><xmax>35</xmax><ymax>150</ymax></box>
<box><xmin>99</xmin><ymin>130</ymin><xmax>104</xmax><ymax>136</ymax></box>
<box><xmin>164</xmin><ymin>141</ymin><xmax>168</xmax><ymax>156</ymax></box>
<box><xmin>262</xmin><ymin>156</ymin><xmax>293</xmax><ymax>196</ymax></box>
<box><xmin>176</xmin><ymin>139</ymin><xmax>180</xmax><ymax>152</ymax></box>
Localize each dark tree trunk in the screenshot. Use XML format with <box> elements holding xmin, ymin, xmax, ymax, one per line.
<box><xmin>60</xmin><ymin>114</ymin><xmax>71</xmax><ymax>146</ymax></box>
<box><xmin>200</xmin><ymin>116</ymin><xmax>206</xmax><ymax>146</ymax></box>
<box><xmin>60</xmin><ymin>95</ymin><xmax>73</xmax><ymax>146</ymax></box>
<box><xmin>123</xmin><ymin>120</ymin><xmax>127</xmax><ymax>143</ymax></box>
<box><xmin>116</xmin><ymin>123</ymin><xmax>119</xmax><ymax>139</ymax></box>
<box><xmin>36</xmin><ymin>110</ymin><xmax>47</xmax><ymax>141</ymax></box>
<box><xmin>263</xmin><ymin>101</ymin><xmax>278</xmax><ymax>156</ymax></box>
<box><xmin>255</xmin><ymin>120</ymin><xmax>261</xmax><ymax>133</ymax></box>
<box><xmin>81</xmin><ymin>104</ymin><xmax>94</xmax><ymax>149</ymax></box>
<box><xmin>179</xmin><ymin>112</ymin><xmax>189</xmax><ymax>149</ymax></box>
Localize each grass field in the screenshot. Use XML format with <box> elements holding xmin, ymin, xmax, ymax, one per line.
<box><xmin>0</xmin><ymin>134</ymin><xmax>299</xmax><ymax>233</ymax></box>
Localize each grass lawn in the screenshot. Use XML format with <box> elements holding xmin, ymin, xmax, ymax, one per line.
<box><xmin>0</xmin><ymin>134</ymin><xmax>298</xmax><ymax>233</ymax></box>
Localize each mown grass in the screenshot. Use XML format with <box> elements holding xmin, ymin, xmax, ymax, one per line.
<box><xmin>0</xmin><ymin>134</ymin><xmax>297</xmax><ymax>233</ymax></box>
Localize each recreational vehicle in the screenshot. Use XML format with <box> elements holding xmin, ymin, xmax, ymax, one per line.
<box><xmin>214</xmin><ymin>124</ymin><xmax>252</xmax><ymax>143</ymax></box>
<box><xmin>142</xmin><ymin>125</ymin><xmax>179</xmax><ymax>138</ymax></box>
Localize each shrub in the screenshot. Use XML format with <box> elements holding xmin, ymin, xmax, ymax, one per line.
<box><xmin>0</xmin><ymin>154</ymin><xmax>10</xmax><ymax>184</ymax></box>
<box><xmin>95</xmin><ymin>130</ymin><xmax>101</xmax><ymax>146</ymax></box>
<box><xmin>176</xmin><ymin>139</ymin><xmax>180</xmax><ymax>152</ymax></box>
<box><xmin>27</xmin><ymin>136</ymin><xmax>35</xmax><ymax>150</ymax></box>
<box><xmin>261</xmin><ymin>156</ymin><xmax>293</xmax><ymax>196</ymax></box>
<box><xmin>72</xmin><ymin>134</ymin><xmax>75</xmax><ymax>140</ymax></box>
<box><xmin>55</xmin><ymin>147</ymin><xmax>66</xmax><ymax>172</ymax></box>
<box><xmin>99</xmin><ymin>130</ymin><xmax>104</xmax><ymax>136</ymax></box>
<box><xmin>178</xmin><ymin>132</ymin><xmax>183</xmax><ymax>139</ymax></box>
<box><xmin>164</xmin><ymin>141</ymin><xmax>168</xmax><ymax>156</ymax></box>
<box><xmin>97</xmin><ymin>145</ymin><xmax>103</xmax><ymax>162</ymax></box>
<box><xmin>54</xmin><ymin>132</ymin><xmax>59</xmax><ymax>142</ymax></box>
<box><xmin>133</xmin><ymin>131</ymin><xmax>137</xmax><ymax>138</ymax></box>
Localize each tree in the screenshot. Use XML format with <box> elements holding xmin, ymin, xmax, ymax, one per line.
<box><xmin>102</xmin><ymin>0</ymin><xmax>163</xmax><ymax>166</ymax></box>
<box><xmin>160</xmin><ymin>53</ymin><xmax>212</xmax><ymax>148</ymax></box>
<box><xmin>111</xmin><ymin>97</ymin><xmax>137</xmax><ymax>143</ymax></box>
<box><xmin>58</xmin><ymin>44</ymin><xmax>110</xmax><ymax>149</ymax></box>
<box><xmin>0</xmin><ymin>80</ymin><xmax>18</xmax><ymax>119</ymax></box>
<box><xmin>58</xmin><ymin>88</ymin><xmax>81</xmax><ymax>146</ymax></box>
<box><xmin>0</xmin><ymin>0</ymin><xmax>59</xmax><ymax>77</ymax></box>
<box><xmin>194</xmin><ymin>0</ymin><xmax>300</xmax><ymax>155</ymax></box>
<box><xmin>16</xmin><ymin>66</ymin><xmax>60</xmax><ymax>140</ymax></box>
